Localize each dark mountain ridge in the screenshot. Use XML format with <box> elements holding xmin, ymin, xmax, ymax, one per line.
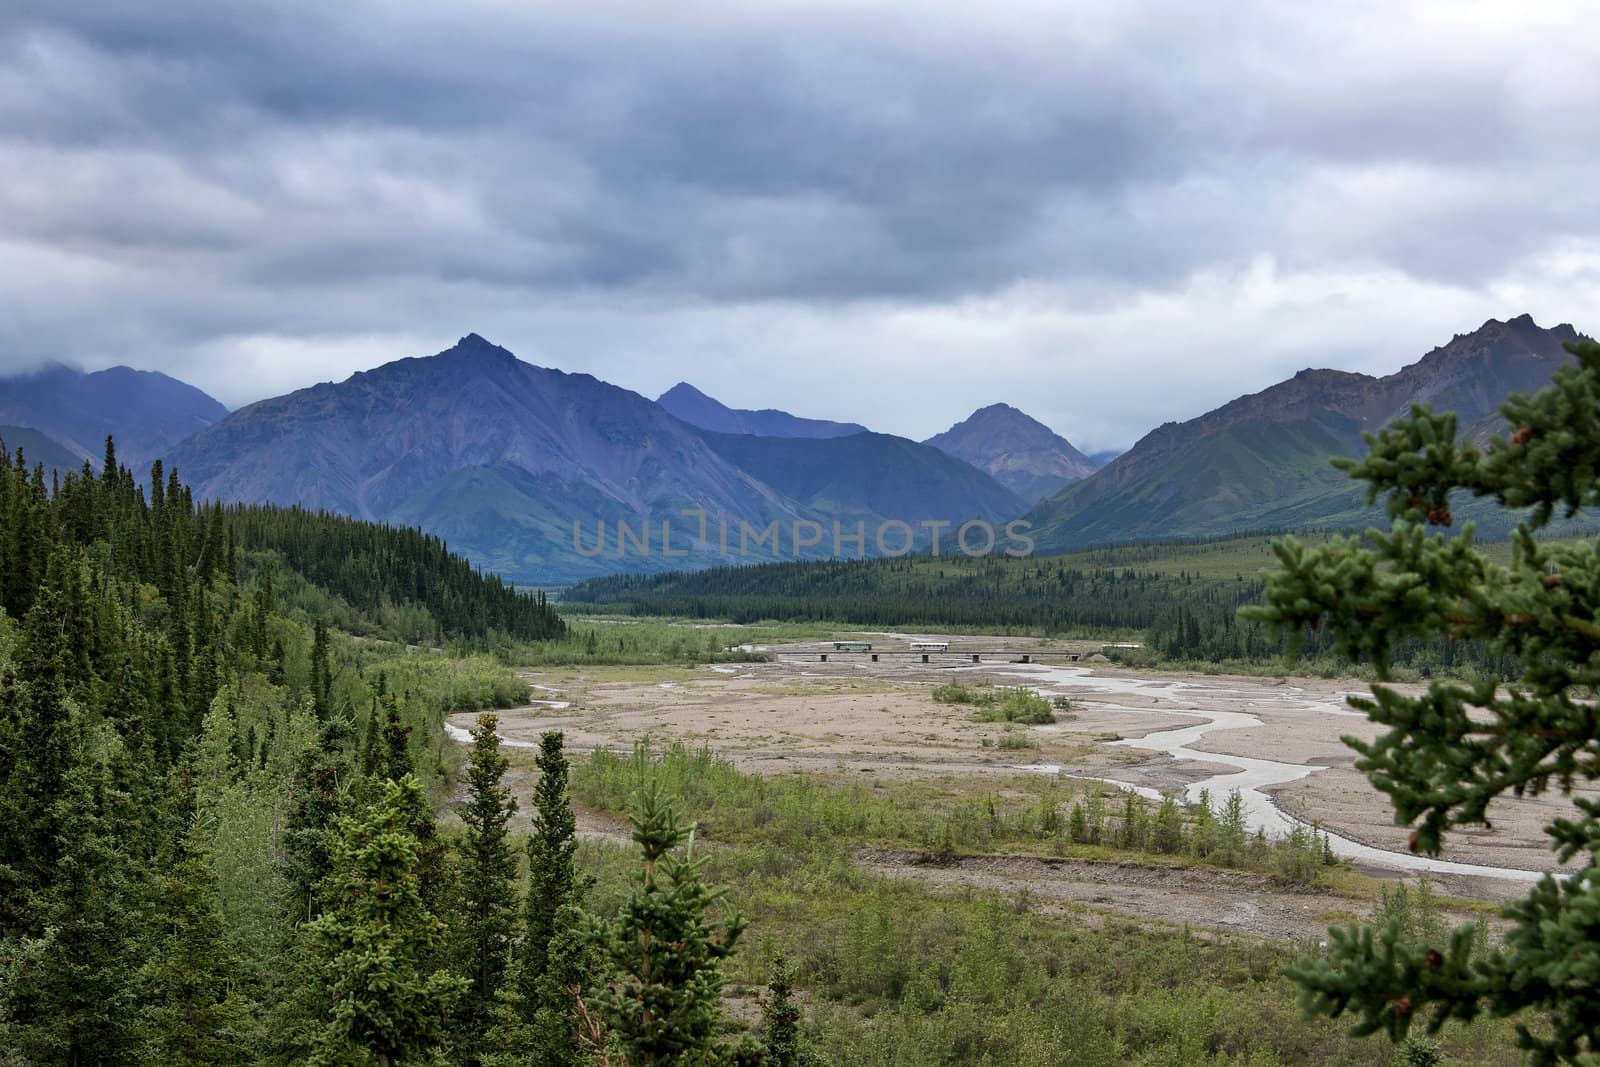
<box><xmin>657</xmin><ymin>381</ymin><xmax>868</xmax><ymax>438</ymax></box>
<box><xmin>0</xmin><ymin>424</ymin><xmax>92</xmax><ymax>480</ymax></box>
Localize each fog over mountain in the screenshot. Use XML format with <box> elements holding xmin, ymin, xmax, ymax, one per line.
<box><xmin>0</xmin><ymin>364</ymin><xmax>228</xmax><ymax>467</ymax></box>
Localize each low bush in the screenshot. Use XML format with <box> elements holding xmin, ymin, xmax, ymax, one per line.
<box><xmin>971</xmin><ymin>687</ymin><xmax>1055</xmax><ymax>724</ymax></box>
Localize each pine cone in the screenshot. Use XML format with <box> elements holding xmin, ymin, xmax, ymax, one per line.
<box><xmin>1511</xmin><ymin>425</ymin><xmax>1534</xmax><ymax>446</ymax></box>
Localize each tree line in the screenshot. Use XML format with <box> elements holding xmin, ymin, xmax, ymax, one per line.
<box><xmin>0</xmin><ymin>436</ymin><xmax>788</xmax><ymax>1063</ymax></box>
<box><xmin>564</xmin><ymin>552</ymin><xmax>1521</xmax><ymax>676</ymax></box>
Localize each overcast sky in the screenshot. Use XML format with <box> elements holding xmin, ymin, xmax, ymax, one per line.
<box><xmin>2</xmin><ymin>1</ymin><xmax>1597</xmax><ymax>450</ymax></box>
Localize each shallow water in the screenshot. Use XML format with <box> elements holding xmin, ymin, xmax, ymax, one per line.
<box><xmin>989</xmin><ymin>663</ymin><xmax>1544</xmax><ymax>883</ymax></box>
<box><xmin>444</xmin><ymin>698</ymin><xmax>570</xmax><ymax>749</ymax></box>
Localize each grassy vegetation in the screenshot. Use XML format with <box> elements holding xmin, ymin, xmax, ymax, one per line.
<box><xmin>933</xmin><ymin>682</ymin><xmax>1059</xmax><ymax>724</ymax></box>
<box><xmin>551</xmin><ymin>743</ymin><xmax>1521</xmax><ymax>1065</ymax></box>
<box><xmin>575</xmin><ymin>743</ymin><xmax>1347</xmax><ymax>887</ymax></box>
<box><xmin>505</xmin><ymin>614</ymin><xmax>847</xmax><ymax>666</ymax></box>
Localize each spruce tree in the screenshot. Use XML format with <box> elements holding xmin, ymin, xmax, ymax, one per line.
<box><xmin>520</xmin><ymin>730</ymin><xmax>580</xmax><ymax>1014</ymax></box>
<box><xmin>488</xmin><ymin>729</ymin><xmax>597</xmax><ymax>1066</ymax></box>
<box><xmin>5</xmin><ymin>756</ymin><xmax>144</xmax><ymax>1065</ymax></box>
<box><xmin>282</xmin><ymin>715</ymin><xmax>354</xmax><ymax>922</ymax></box>
<box><xmin>1218</xmin><ymin>789</ymin><xmax>1248</xmax><ymax>866</ymax></box>
<box><xmin>2</xmin><ymin>580</ymin><xmax>79</xmax><ymax>922</ymax></box>
<box><xmin>135</xmin><ymin>839</ymin><xmax>258</xmax><ymax>1065</ymax></box>
<box><xmin>1253</xmin><ymin>337</ymin><xmax>1600</xmax><ymax>1063</ymax></box>
<box><xmin>1190</xmin><ymin>787</ymin><xmax>1218</xmax><ymax>858</ymax></box>
<box><xmin>455</xmin><ymin>714</ymin><xmax>520</xmax><ymax>1060</ymax></box>
<box><xmin>759</xmin><ymin>955</ymin><xmax>807</xmax><ymax>1067</ymax></box>
<box><xmin>587</xmin><ymin>782</ymin><xmax>747</xmax><ymax>1066</ymax></box>
<box><xmin>310</xmin><ymin>619</ymin><xmax>332</xmax><ymax>721</ymax></box>
<box><xmin>304</xmin><ymin>775</ymin><xmax>468</xmax><ymax>1067</ymax></box>
<box><xmin>379</xmin><ymin>691</ymin><xmax>413</xmax><ymax>781</ymax></box>
<box><xmin>485</xmin><ymin>897</ymin><xmax>606</xmax><ymax>1067</ymax></box>
<box><xmin>1152</xmin><ymin>796</ymin><xmax>1185</xmax><ymax>855</ymax></box>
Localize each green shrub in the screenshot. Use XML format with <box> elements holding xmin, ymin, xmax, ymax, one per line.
<box><xmin>932</xmin><ymin>682</ymin><xmax>995</xmax><ymax>706</ymax></box>
<box><xmin>995</xmin><ymin>730</ymin><xmax>1036</xmax><ymax>751</ymax></box>
<box><xmin>971</xmin><ymin>688</ymin><xmax>1055</xmax><ymax>724</ymax></box>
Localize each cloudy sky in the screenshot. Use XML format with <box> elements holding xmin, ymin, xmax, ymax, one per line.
<box><xmin>2</xmin><ymin>1</ymin><xmax>1597</xmax><ymax>450</ymax></box>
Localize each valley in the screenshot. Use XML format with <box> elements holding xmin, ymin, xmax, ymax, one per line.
<box><xmin>6</xmin><ymin>333</ymin><xmax>1597</xmax><ymax>1062</ymax></box>
<box><xmin>8</xmin><ymin>8</ymin><xmax>1598</xmax><ymax>1059</ymax></box>
<box><xmin>452</xmin><ymin>629</ymin><xmax>1574</xmax><ymax>927</ymax></box>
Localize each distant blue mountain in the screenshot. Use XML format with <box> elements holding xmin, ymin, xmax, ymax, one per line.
<box><xmin>923</xmin><ymin>403</ymin><xmax>1100</xmax><ymax>504</ymax></box>
<box><xmin>0</xmin><ymin>424</ymin><xmax>92</xmax><ymax>479</ymax></box>
<box><xmin>0</xmin><ymin>364</ymin><xmax>228</xmax><ymax>467</ymax></box>
<box><xmin>658</xmin><ymin>381</ymin><xmax>867</xmax><ymax>439</ymax></box>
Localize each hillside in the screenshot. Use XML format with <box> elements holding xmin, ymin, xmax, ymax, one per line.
<box><xmin>657</xmin><ymin>381</ymin><xmax>868</xmax><ymax>438</ymax></box>
<box><xmin>0</xmin><ymin>364</ymin><xmax>228</xmax><ymax>467</ymax></box>
<box><xmin>0</xmin><ymin>424</ymin><xmax>93</xmax><ymax>479</ymax></box>
<box><xmin>1026</xmin><ymin>315</ymin><xmax>1593</xmax><ymax>549</ymax></box>
<box><xmin>924</xmin><ymin>403</ymin><xmax>1100</xmax><ymax>503</ymax></box>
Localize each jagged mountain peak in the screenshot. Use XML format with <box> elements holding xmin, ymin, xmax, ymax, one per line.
<box><xmin>660</xmin><ymin>381</ymin><xmax>710</xmax><ymax>401</ymax></box>
<box><xmin>449</xmin><ymin>332</ymin><xmax>515</xmax><ymax>358</ymax></box>
<box><xmin>969</xmin><ymin>401</ymin><xmax>1024</xmax><ymax>416</ymax></box>
<box><xmin>415</xmin><ymin>332</ymin><xmax>522</xmax><ymax>370</ymax></box>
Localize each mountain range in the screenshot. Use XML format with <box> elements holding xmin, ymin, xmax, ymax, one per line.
<box><xmin>162</xmin><ymin>335</ymin><xmax>1024</xmax><ymax>583</ymax></box>
<box><xmin>1025</xmin><ymin>314</ymin><xmax>1592</xmax><ymax>550</ymax></box>
<box><xmin>2</xmin><ymin>314</ymin><xmax>1588</xmax><ymax>585</ymax></box>
<box><xmin>923</xmin><ymin>403</ymin><xmax>1101</xmax><ymax>503</ymax></box>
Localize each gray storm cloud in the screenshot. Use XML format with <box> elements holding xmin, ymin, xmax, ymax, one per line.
<box><xmin>1</xmin><ymin>0</ymin><xmax>1597</xmax><ymax>449</ymax></box>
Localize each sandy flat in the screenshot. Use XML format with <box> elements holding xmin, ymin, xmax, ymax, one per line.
<box><xmin>456</xmin><ymin>644</ymin><xmax>1586</xmax><ymax>906</ymax></box>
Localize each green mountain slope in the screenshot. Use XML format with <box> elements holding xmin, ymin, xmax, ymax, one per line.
<box><xmin>1027</xmin><ymin>315</ymin><xmax>1594</xmax><ymax>550</ymax></box>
